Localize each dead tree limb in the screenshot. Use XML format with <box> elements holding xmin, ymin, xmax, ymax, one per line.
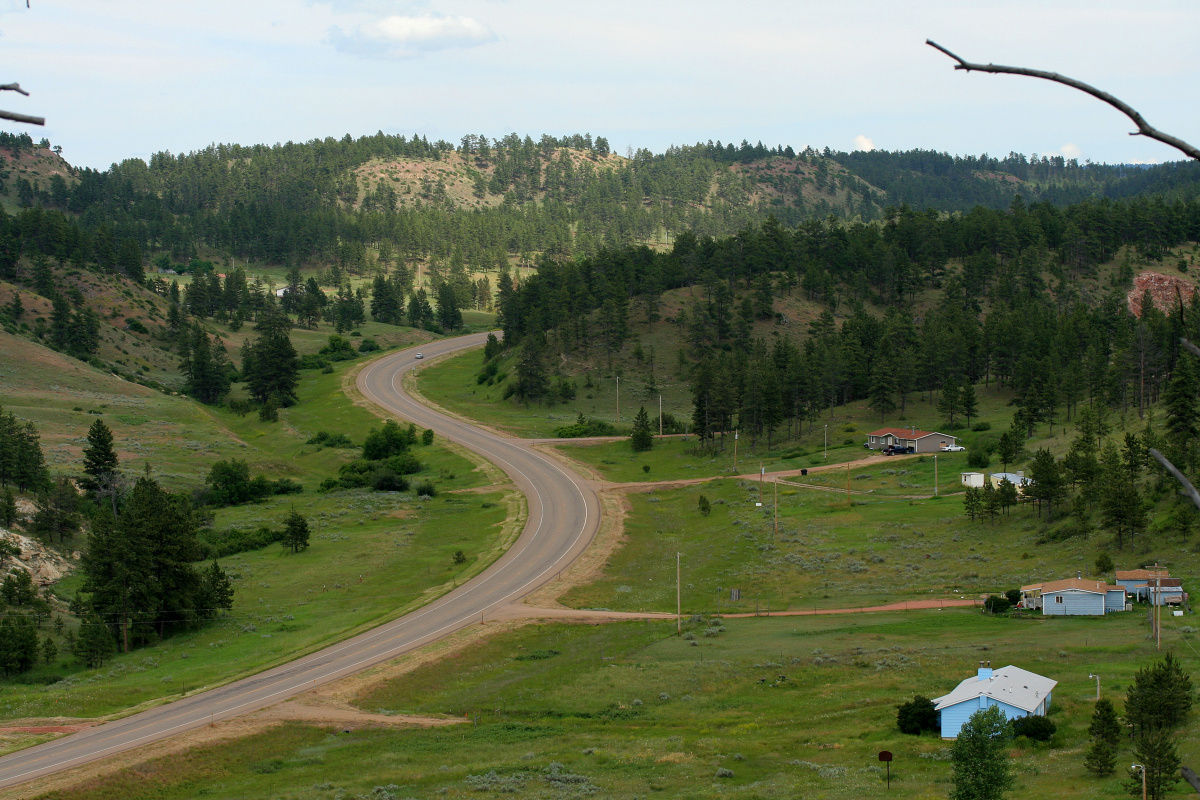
<box><xmin>1149</xmin><ymin>448</ymin><xmax>1200</xmax><ymax>511</ymax></box>
<box><xmin>0</xmin><ymin>81</ymin><xmax>43</xmax><ymax>126</ymax></box>
<box><xmin>926</xmin><ymin>40</ymin><xmax>1200</xmax><ymax>162</ymax></box>
<box><xmin>1183</xmin><ymin>765</ymin><xmax>1200</xmax><ymax>796</ymax></box>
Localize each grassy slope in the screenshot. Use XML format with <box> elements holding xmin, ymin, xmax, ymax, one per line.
<box><xmin>0</xmin><ymin>334</ymin><xmax>521</xmax><ymax>721</ymax></box>
<box><xmin>38</xmin><ymin>611</ymin><xmax>1199</xmax><ymax>800</ymax></box>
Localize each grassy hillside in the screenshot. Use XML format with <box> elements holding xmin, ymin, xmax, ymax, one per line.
<box><xmin>0</xmin><ymin>330</ymin><xmax>524</xmax><ymax>725</ymax></box>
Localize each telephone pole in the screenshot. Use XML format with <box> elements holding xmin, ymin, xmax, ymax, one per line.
<box><xmin>676</xmin><ymin>552</ymin><xmax>682</xmax><ymax>633</ymax></box>
<box><xmin>773</xmin><ymin>478</ymin><xmax>778</xmax><ymax>540</ymax></box>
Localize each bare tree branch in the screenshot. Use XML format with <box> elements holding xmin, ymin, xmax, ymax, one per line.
<box><xmin>0</xmin><ymin>110</ymin><xmax>44</xmax><ymax>125</ymax></box>
<box><xmin>0</xmin><ymin>83</ymin><xmax>30</xmax><ymax>97</ymax></box>
<box><xmin>926</xmin><ymin>40</ymin><xmax>1200</xmax><ymax>162</ymax></box>
<box><xmin>1149</xmin><ymin>448</ymin><xmax>1200</xmax><ymax>511</ymax></box>
<box><xmin>1182</xmin><ymin>765</ymin><xmax>1200</xmax><ymax>796</ymax></box>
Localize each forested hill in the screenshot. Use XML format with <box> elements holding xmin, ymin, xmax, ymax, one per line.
<box><xmin>3</xmin><ymin>129</ymin><xmax>1200</xmax><ymax>270</ymax></box>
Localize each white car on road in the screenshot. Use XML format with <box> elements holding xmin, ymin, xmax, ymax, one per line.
<box><xmin>941</xmin><ymin>444</ymin><xmax>965</xmax><ymax>452</ymax></box>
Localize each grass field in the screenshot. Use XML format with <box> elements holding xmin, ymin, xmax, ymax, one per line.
<box><xmin>557</xmin><ymin>471</ymin><xmax>1200</xmax><ymax>616</ymax></box>
<box><xmin>0</xmin><ymin>340</ymin><xmax>523</xmax><ymax>721</ymax></box>
<box><xmin>36</xmin><ymin>610</ymin><xmax>1200</xmax><ymax>800</ymax></box>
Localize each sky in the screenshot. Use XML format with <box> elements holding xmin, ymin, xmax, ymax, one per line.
<box><xmin>0</xmin><ymin>0</ymin><xmax>1197</xmax><ymax>171</ymax></box>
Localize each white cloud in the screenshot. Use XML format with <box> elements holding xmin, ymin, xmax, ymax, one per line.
<box><xmin>328</xmin><ymin>13</ymin><xmax>497</xmax><ymax>59</ymax></box>
<box><xmin>1056</xmin><ymin>143</ymin><xmax>1082</xmax><ymax>160</ymax></box>
<box><xmin>853</xmin><ymin>134</ymin><xmax>875</xmax><ymax>152</ymax></box>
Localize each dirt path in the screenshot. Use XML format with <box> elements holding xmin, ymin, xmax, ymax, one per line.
<box><xmin>721</xmin><ymin>598</ymin><xmax>979</xmax><ymax>618</ymax></box>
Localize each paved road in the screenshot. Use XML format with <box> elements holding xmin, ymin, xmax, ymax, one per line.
<box><xmin>0</xmin><ymin>332</ymin><xmax>601</xmax><ymax>790</ymax></box>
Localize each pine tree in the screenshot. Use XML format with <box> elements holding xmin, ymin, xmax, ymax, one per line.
<box><xmin>868</xmin><ymin>363</ymin><xmax>898</xmax><ymax>422</ymax></box>
<box><xmin>283</xmin><ymin>509</ymin><xmax>310</xmax><ymax>553</ymax></box>
<box><xmin>1128</xmin><ymin>731</ymin><xmax>1181</xmax><ymax>800</ymax></box>
<box><xmin>1083</xmin><ymin>737</ymin><xmax>1116</xmax><ymax>776</ymax></box>
<box><xmin>1163</xmin><ymin>353</ymin><xmax>1199</xmax><ymax>471</ymax></box>
<box><xmin>1088</xmin><ymin>698</ymin><xmax>1122</xmax><ymax>745</ymax></box>
<box><xmin>630</xmin><ymin>406</ymin><xmax>653</xmax><ymax>453</ymax></box>
<box><xmin>938</xmin><ymin>377</ymin><xmax>963</xmax><ymax>428</ymax></box>
<box><xmin>243</xmin><ymin>306</ymin><xmax>299</xmax><ymax>407</ymax></box>
<box><xmin>81</xmin><ymin>419</ymin><xmax>119</xmax><ymax>490</ymax></box>
<box><xmin>963</xmin><ymin>486</ymin><xmax>982</xmax><ymax>521</ymax></box>
<box><xmin>0</xmin><ymin>486</ymin><xmax>14</xmax><ymax>526</ymax></box>
<box><xmin>1124</xmin><ymin>652</ymin><xmax>1193</xmax><ymax>734</ymax></box>
<box><xmin>960</xmin><ymin>382</ymin><xmax>979</xmax><ymax>428</ymax></box>
<box><xmin>72</xmin><ymin>613</ymin><xmax>115</xmax><ymax>668</ymax></box>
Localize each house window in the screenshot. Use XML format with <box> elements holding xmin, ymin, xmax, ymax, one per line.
<box><xmin>1054</xmin><ymin>596</ymin><xmax>1064</xmax><ymax>604</ymax></box>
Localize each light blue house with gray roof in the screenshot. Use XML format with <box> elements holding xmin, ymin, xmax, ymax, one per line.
<box><xmin>933</xmin><ymin>662</ymin><xmax>1057</xmax><ymax>738</ymax></box>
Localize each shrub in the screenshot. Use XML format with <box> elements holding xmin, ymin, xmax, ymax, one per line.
<box><xmin>306</xmin><ymin>431</ymin><xmax>354</xmax><ymax>448</ymax></box>
<box><xmin>896</xmin><ymin>695</ymin><xmax>939</xmax><ymax>734</ymax></box>
<box><xmin>297</xmin><ymin>354</ymin><xmax>331</xmax><ymax>370</ymax></box>
<box><xmin>319</xmin><ymin>335</ymin><xmax>358</xmax><ymax>361</ymax></box>
<box><xmin>984</xmin><ymin>595</ymin><xmax>1012</xmax><ymax>614</ymax></box>
<box><xmin>258</xmin><ymin>398</ymin><xmax>278</xmax><ymax>422</ymax></box>
<box><xmin>357</xmin><ymin>338</ymin><xmax>380</xmax><ymax>353</ymax></box>
<box><xmin>415</xmin><ymin>480</ymin><xmax>436</xmax><ymax>497</ymax></box>
<box><xmin>698</xmin><ymin>495</ymin><xmax>711</xmax><ymax>516</ymax></box>
<box><xmin>554</xmin><ymin>413</ymin><xmax>619</xmax><ymax>438</ymax></box>
<box><xmin>421</xmin><ymin>428</ymin><xmax>434</xmax><ymax>446</ymax></box>
<box><xmin>1012</xmin><ymin>714</ymin><xmax>1055</xmax><ymax>741</ymax></box>
<box><xmin>386</xmin><ymin>452</ymin><xmax>422</xmax><ymax>474</ymax></box>
<box><xmin>371</xmin><ymin>469</ymin><xmax>409</xmax><ymax>492</ymax></box>
<box><xmin>972</xmin><ymin>421</ymin><xmax>992</xmax><ymax>431</ymax></box>
<box><xmin>1004</xmin><ymin>589</ymin><xmax>1021</xmax><ymax>606</ymax></box>
<box><xmin>966</xmin><ymin>450</ymin><xmax>991</xmax><ymax>469</ymax></box>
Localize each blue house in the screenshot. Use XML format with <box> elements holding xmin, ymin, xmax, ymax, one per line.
<box><xmin>1116</xmin><ymin>569</ymin><xmax>1185</xmax><ymax>606</ymax></box>
<box><xmin>933</xmin><ymin>663</ymin><xmax>1057</xmax><ymax>739</ymax></box>
<box><xmin>1020</xmin><ymin>578</ymin><xmax>1126</xmax><ymax>615</ymax></box>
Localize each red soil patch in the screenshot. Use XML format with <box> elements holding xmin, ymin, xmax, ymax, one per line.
<box><xmin>1127</xmin><ymin>271</ymin><xmax>1195</xmax><ymax>317</ymax></box>
<box><xmin>0</xmin><ymin>724</ymin><xmax>94</xmax><ymax>734</ymax></box>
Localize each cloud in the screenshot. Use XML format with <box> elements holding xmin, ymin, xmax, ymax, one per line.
<box><xmin>328</xmin><ymin>13</ymin><xmax>497</xmax><ymax>59</ymax></box>
<box><xmin>1056</xmin><ymin>143</ymin><xmax>1082</xmax><ymax>160</ymax></box>
<box><xmin>852</xmin><ymin>134</ymin><xmax>875</xmax><ymax>152</ymax></box>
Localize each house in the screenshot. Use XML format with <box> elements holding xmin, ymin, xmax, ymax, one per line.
<box><xmin>989</xmin><ymin>472</ymin><xmax>1032</xmax><ymax>495</ymax></box>
<box><xmin>865</xmin><ymin>427</ymin><xmax>958</xmax><ymax>454</ymax></box>
<box><xmin>275</xmin><ymin>287</ymin><xmax>289</xmax><ymax>298</ymax></box>
<box><xmin>934</xmin><ymin>662</ymin><xmax>1056</xmax><ymax>738</ymax></box>
<box><xmin>1020</xmin><ymin>578</ymin><xmax>1126</xmax><ymax>615</ymax></box>
<box><xmin>960</xmin><ymin>472</ymin><xmax>985</xmax><ymax>488</ymax></box>
<box><xmin>1114</xmin><ymin>569</ymin><xmax>1184</xmax><ymax>605</ymax></box>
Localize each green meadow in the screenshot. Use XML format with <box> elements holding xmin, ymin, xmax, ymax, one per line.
<box><xmin>34</xmin><ymin>611</ymin><xmax>1199</xmax><ymax>800</ymax></box>
<box><xmin>0</xmin><ymin>339</ymin><xmax>520</xmax><ymax>720</ymax></box>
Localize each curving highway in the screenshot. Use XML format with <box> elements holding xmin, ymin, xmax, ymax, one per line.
<box><xmin>0</xmin><ymin>332</ymin><xmax>601</xmax><ymax>790</ymax></box>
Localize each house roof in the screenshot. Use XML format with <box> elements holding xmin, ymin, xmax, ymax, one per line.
<box><xmin>1129</xmin><ymin>579</ymin><xmax>1183</xmax><ymax>589</ymax></box>
<box><xmin>1115</xmin><ymin>569</ymin><xmax>1170</xmax><ymax>581</ymax></box>
<box><xmin>934</xmin><ymin>665</ymin><xmax>1058</xmax><ymax>713</ymax></box>
<box><xmin>867</xmin><ymin>428</ymin><xmax>956</xmax><ymax>440</ymax></box>
<box><xmin>1021</xmin><ymin>578</ymin><xmax>1122</xmax><ymax>595</ymax></box>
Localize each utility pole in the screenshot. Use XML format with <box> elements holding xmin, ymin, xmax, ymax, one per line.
<box><xmin>1154</xmin><ymin>562</ymin><xmax>1161</xmax><ymax>651</ymax></box>
<box><xmin>734</xmin><ymin>430</ymin><xmax>739</xmax><ymax>470</ymax></box>
<box><xmin>824</xmin><ymin>424</ymin><xmax>828</xmax><ymax>461</ymax></box>
<box><xmin>616</xmin><ymin>376</ymin><xmax>620</xmax><ymax>423</ymax></box>
<box><xmin>759</xmin><ymin>464</ymin><xmax>764</xmax><ymax>505</ymax></box>
<box><xmin>676</xmin><ymin>552</ymin><xmax>682</xmax><ymax>633</ymax></box>
<box><xmin>934</xmin><ymin>454</ymin><xmax>939</xmax><ymax>497</ymax></box>
<box><xmin>658</xmin><ymin>394</ymin><xmax>663</xmax><ymax>439</ymax></box>
<box><xmin>773</xmin><ymin>479</ymin><xmax>778</xmax><ymax>540</ymax></box>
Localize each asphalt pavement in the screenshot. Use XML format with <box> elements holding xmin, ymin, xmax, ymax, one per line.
<box><xmin>0</xmin><ymin>332</ymin><xmax>601</xmax><ymax>790</ymax></box>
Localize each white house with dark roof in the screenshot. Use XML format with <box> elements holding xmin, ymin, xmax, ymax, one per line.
<box><xmin>933</xmin><ymin>662</ymin><xmax>1056</xmax><ymax>738</ymax></box>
